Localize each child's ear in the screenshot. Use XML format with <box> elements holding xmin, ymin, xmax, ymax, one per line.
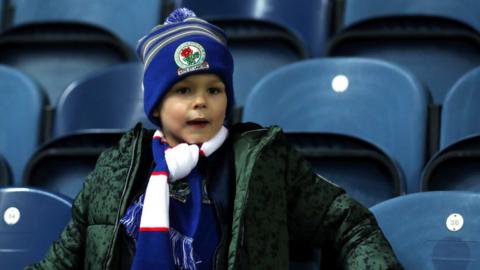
<box><xmin>152</xmin><ymin>108</ymin><xmax>160</xmax><ymax>118</ymax></box>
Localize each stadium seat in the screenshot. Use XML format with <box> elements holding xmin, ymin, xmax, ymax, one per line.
<box><xmin>53</xmin><ymin>63</ymin><xmax>153</xmax><ymax>138</ymax></box>
<box><xmin>421</xmin><ymin>135</ymin><xmax>480</xmax><ymax>192</ymax></box>
<box><xmin>371</xmin><ymin>191</ymin><xmax>480</xmax><ymax>269</ymax></box>
<box><xmin>0</xmin><ymin>65</ymin><xmax>44</xmax><ymax>186</ymax></box>
<box><xmin>421</xmin><ymin>67</ymin><xmax>480</xmax><ymax>192</ymax></box>
<box><xmin>243</xmin><ymin>58</ymin><xmax>429</xmax><ymax>193</ymax></box>
<box><xmin>0</xmin><ymin>187</ymin><xmax>72</xmax><ymax>269</ymax></box>
<box><xmin>179</xmin><ymin>0</ymin><xmax>331</xmax><ymax>56</ymax></box>
<box><xmin>5</xmin><ymin>0</ymin><xmax>164</xmax><ymax>49</ymax></box>
<box><xmin>0</xmin><ymin>153</ymin><xmax>12</xmax><ymax>186</ymax></box>
<box><xmin>23</xmin><ymin>132</ymin><xmax>124</xmax><ymax>198</ymax></box>
<box><xmin>328</xmin><ymin>0</ymin><xmax>480</xmax><ymax>104</ymax></box>
<box><xmin>0</xmin><ymin>22</ymin><xmax>134</xmax><ymax>106</ymax></box>
<box><xmin>440</xmin><ymin>66</ymin><xmax>480</xmax><ymax>148</ymax></box>
<box><xmin>340</xmin><ymin>0</ymin><xmax>480</xmax><ymax>32</ymax></box>
<box><xmin>178</xmin><ymin>0</ymin><xmax>309</xmax><ymax>119</ymax></box>
<box><xmin>286</xmin><ymin>133</ymin><xmax>404</xmax><ymax>207</ymax></box>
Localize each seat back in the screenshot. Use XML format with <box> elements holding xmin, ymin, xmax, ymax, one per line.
<box><xmin>179</xmin><ymin>0</ymin><xmax>331</xmax><ymax>56</ymax></box>
<box><xmin>371</xmin><ymin>191</ymin><xmax>480</xmax><ymax>269</ymax></box>
<box><xmin>286</xmin><ymin>133</ymin><xmax>404</xmax><ymax>207</ymax></box>
<box><xmin>0</xmin><ymin>65</ymin><xmax>44</xmax><ymax>185</ymax></box>
<box><xmin>24</xmin><ymin>132</ymin><xmax>124</xmax><ymax>198</ymax></box>
<box><xmin>341</xmin><ymin>0</ymin><xmax>480</xmax><ymax>31</ymax></box>
<box><xmin>6</xmin><ymin>0</ymin><xmax>164</xmax><ymax>48</ymax></box>
<box><xmin>225</xmin><ymin>22</ymin><xmax>306</xmax><ymax>112</ymax></box>
<box><xmin>422</xmin><ymin>135</ymin><xmax>480</xmax><ymax>192</ymax></box>
<box><xmin>53</xmin><ymin>63</ymin><xmax>152</xmax><ymax>138</ymax></box>
<box><xmin>0</xmin><ymin>187</ymin><xmax>72</xmax><ymax>269</ymax></box>
<box><xmin>0</xmin><ymin>23</ymin><xmax>133</xmax><ymax>105</ymax></box>
<box><xmin>329</xmin><ymin>0</ymin><xmax>480</xmax><ymax>104</ymax></box>
<box><xmin>243</xmin><ymin>58</ymin><xmax>429</xmax><ymax>193</ymax></box>
<box><xmin>441</xmin><ymin>66</ymin><xmax>480</xmax><ymax>149</ymax></box>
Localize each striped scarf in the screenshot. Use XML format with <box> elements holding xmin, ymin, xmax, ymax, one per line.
<box><xmin>128</xmin><ymin>126</ymin><xmax>228</xmax><ymax>269</ymax></box>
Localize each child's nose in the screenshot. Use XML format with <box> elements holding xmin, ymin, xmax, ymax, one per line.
<box><xmin>193</xmin><ymin>93</ymin><xmax>207</xmax><ymax>108</ymax></box>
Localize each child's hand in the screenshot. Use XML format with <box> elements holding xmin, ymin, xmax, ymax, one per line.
<box><xmin>165</xmin><ymin>143</ymin><xmax>199</xmax><ymax>181</ymax></box>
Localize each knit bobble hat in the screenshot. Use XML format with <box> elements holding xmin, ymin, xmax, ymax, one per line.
<box><xmin>137</xmin><ymin>8</ymin><xmax>235</xmax><ymax>127</ymax></box>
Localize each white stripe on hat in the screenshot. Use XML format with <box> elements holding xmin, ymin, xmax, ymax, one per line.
<box><xmin>142</xmin><ymin>23</ymin><xmax>227</xmax><ymax>61</ymax></box>
<box><xmin>144</xmin><ymin>30</ymin><xmax>226</xmax><ymax>69</ymax></box>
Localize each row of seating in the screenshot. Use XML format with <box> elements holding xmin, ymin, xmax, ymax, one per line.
<box><xmin>0</xmin><ymin>0</ymin><xmax>478</xmax><ymax>106</ymax></box>
<box><xmin>2</xmin><ymin>188</ymin><xmax>479</xmax><ymax>269</ymax></box>
<box><xmin>1</xmin><ymin>58</ymin><xmax>479</xmax><ymax>206</ymax></box>
<box><xmin>168</xmin><ymin>0</ymin><xmax>480</xmax><ymax>108</ymax></box>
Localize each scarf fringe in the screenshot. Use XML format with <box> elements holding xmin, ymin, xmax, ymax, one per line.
<box><xmin>170</xmin><ymin>227</ymin><xmax>200</xmax><ymax>270</ymax></box>
<box><xmin>120</xmin><ymin>194</ymin><xmax>144</xmax><ymax>240</ymax></box>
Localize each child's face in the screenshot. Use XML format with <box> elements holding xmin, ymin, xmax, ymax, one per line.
<box><xmin>154</xmin><ymin>74</ymin><xmax>227</xmax><ymax>146</ymax></box>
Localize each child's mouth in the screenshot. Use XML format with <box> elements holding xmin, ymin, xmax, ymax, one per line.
<box><xmin>187</xmin><ymin>119</ymin><xmax>209</xmax><ymax>128</ymax></box>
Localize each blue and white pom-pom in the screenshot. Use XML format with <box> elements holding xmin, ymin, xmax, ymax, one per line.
<box><xmin>164</xmin><ymin>8</ymin><xmax>197</xmax><ymax>24</ymax></box>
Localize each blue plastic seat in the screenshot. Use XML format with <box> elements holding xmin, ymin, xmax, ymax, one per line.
<box><xmin>0</xmin><ymin>22</ymin><xmax>134</xmax><ymax>106</ymax></box>
<box><xmin>243</xmin><ymin>58</ymin><xmax>429</xmax><ymax>193</ymax></box>
<box><xmin>328</xmin><ymin>0</ymin><xmax>480</xmax><ymax>104</ymax></box>
<box><xmin>53</xmin><ymin>63</ymin><xmax>153</xmax><ymax>138</ymax></box>
<box><xmin>286</xmin><ymin>133</ymin><xmax>404</xmax><ymax>207</ymax></box>
<box><xmin>371</xmin><ymin>191</ymin><xmax>480</xmax><ymax>269</ymax></box>
<box><xmin>421</xmin><ymin>67</ymin><xmax>480</xmax><ymax>192</ymax></box>
<box><xmin>422</xmin><ymin>136</ymin><xmax>480</xmax><ymax>192</ymax></box>
<box><xmin>0</xmin><ymin>187</ymin><xmax>72</xmax><ymax>269</ymax></box>
<box><xmin>23</xmin><ymin>132</ymin><xmax>124</xmax><ymax>198</ymax></box>
<box><xmin>180</xmin><ymin>0</ymin><xmax>331</xmax><ymax>56</ymax></box>
<box><xmin>0</xmin><ymin>65</ymin><xmax>44</xmax><ymax>186</ymax></box>
<box><xmin>229</xmin><ymin>32</ymin><xmax>305</xmax><ymax>115</ymax></box>
<box><xmin>6</xmin><ymin>0</ymin><xmax>163</xmax><ymax>49</ymax></box>
<box><xmin>440</xmin><ymin>66</ymin><xmax>480</xmax><ymax>148</ymax></box>
<box><xmin>341</xmin><ymin>0</ymin><xmax>480</xmax><ymax>32</ymax></box>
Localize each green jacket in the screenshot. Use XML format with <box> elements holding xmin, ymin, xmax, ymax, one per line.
<box><xmin>27</xmin><ymin>123</ymin><xmax>402</xmax><ymax>270</ymax></box>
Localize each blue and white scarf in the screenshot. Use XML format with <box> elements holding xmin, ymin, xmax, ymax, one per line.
<box><xmin>122</xmin><ymin>126</ymin><xmax>228</xmax><ymax>269</ymax></box>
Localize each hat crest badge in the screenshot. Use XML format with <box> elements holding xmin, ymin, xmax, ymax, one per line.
<box><xmin>175</xmin><ymin>41</ymin><xmax>209</xmax><ymax>75</ymax></box>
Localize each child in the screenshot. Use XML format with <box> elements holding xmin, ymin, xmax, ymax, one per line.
<box><xmin>27</xmin><ymin>8</ymin><xmax>403</xmax><ymax>270</ymax></box>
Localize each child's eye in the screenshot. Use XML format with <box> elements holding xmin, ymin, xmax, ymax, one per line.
<box><xmin>208</xmin><ymin>87</ymin><xmax>223</xmax><ymax>94</ymax></box>
<box><xmin>175</xmin><ymin>87</ymin><xmax>191</xmax><ymax>94</ymax></box>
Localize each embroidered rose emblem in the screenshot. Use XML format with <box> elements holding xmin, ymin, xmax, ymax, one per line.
<box><xmin>181</xmin><ymin>47</ymin><xmax>193</xmax><ymax>58</ymax></box>
<box><xmin>181</xmin><ymin>46</ymin><xmax>200</xmax><ymax>65</ymax></box>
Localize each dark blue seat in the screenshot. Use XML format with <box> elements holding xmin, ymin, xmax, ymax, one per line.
<box><xmin>422</xmin><ymin>136</ymin><xmax>480</xmax><ymax>192</ymax></box>
<box><xmin>24</xmin><ymin>132</ymin><xmax>124</xmax><ymax>198</ymax></box>
<box><xmin>53</xmin><ymin>63</ymin><xmax>153</xmax><ymax>138</ymax></box>
<box><xmin>371</xmin><ymin>191</ymin><xmax>480</xmax><ymax>269</ymax></box>
<box><xmin>6</xmin><ymin>0</ymin><xmax>164</xmax><ymax>49</ymax></box>
<box><xmin>178</xmin><ymin>1</ymin><xmax>310</xmax><ymax>119</ymax></box>
<box><xmin>0</xmin><ymin>22</ymin><xmax>134</xmax><ymax>106</ymax></box>
<box><xmin>341</xmin><ymin>0</ymin><xmax>480</xmax><ymax>32</ymax></box>
<box><xmin>243</xmin><ymin>58</ymin><xmax>429</xmax><ymax>193</ymax></box>
<box><xmin>180</xmin><ymin>0</ymin><xmax>330</xmax><ymax>56</ymax></box>
<box><xmin>0</xmin><ymin>153</ymin><xmax>12</xmax><ymax>186</ymax></box>
<box><xmin>0</xmin><ymin>187</ymin><xmax>72</xmax><ymax>269</ymax></box>
<box><xmin>286</xmin><ymin>133</ymin><xmax>404</xmax><ymax>207</ymax></box>
<box><xmin>328</xmin><ymin>0</ymin><xmax>480</xmax><ymax>104</ymax></box>
<box><xmin>0</xmin><ymin>65</ymin><xmax>44</xmax><ymax>186</ymax></box>
<box><xmin>440</xmin><ymin>66</ymin><xmax>480</xmax><ymax>148</ymax></box>
<box><xmin>421</xmin><ymin>67</ymin><xmax>480</xmax><ymax>192</ymax></box>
